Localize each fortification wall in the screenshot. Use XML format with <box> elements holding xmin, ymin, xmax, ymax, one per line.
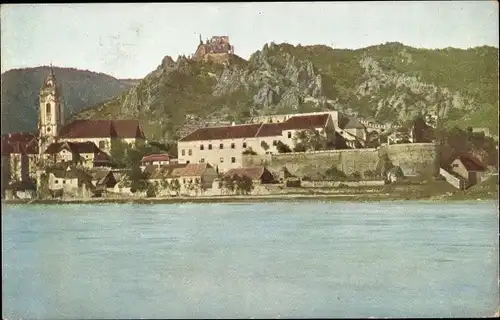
<box><xmin>385</xmin><ymin>143</ymin><xmax>439</xmax><ymax>177</ymax></box>
<box><xmin>243</xmin><ymin>143</ymin><xmax>439</xmax><ymax>178</ymax></box>
<box><xmin>243</xmin><ymin>149</ymin><xmax>380</xmax><ymax>177</ymax></box>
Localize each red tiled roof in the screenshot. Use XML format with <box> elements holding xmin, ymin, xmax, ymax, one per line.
<box><xmin>4</xmin><ymin>140</ymin><xmax>38</xmax><ymax>154</ymax></box>
<box><xmin>148</xmin><ymin>163</ymin><xmax>212</xmax><ymax>179</ymax></box>
<box><xmin>179</xmin><ymin>124</ymin><xmax>262</xmax><ymax>142</ymax></box>
<box><xmin>113</xmin><ymin>120</ymin><xmax>146</xmax><ymax>139</ymax></box>
<box><xmin>93</xmin><ymin>151</ymin><xmax>111</xmax><ymax>162</ymax></box>
<box><xmin>224</xmin><ymin>166</ymin><xmax>266</xmax><ymax>180</ymax></box>
<box><xmin>141</xmin><ymin>154</ymin><xmax>170</xmax><ymax>162</ymax></box>
<box><xmin>255</xmin><ymin>123</ymin><xmax>283</xmax><ymax>137</ymax></box>
<box><xmin>180</xmin><ymin>115</ymin><xmax>332</xmax><ymax>142</ymax></box>
<box><xmin>1</xmin><ymin>142</ymin><xmax>14</xmax><ymax>155</ymax></box>
<box><xmin>343</xmin><ymin>117</ymin><xmax>365</xmax><ymax>129</ymax></box>
<box><xmin>44</xmin><ymin>141</ymin><xmax>100</xmax><ymax>154</ymax></box>
<box><xmin>58</xmin><ymin>120</ymin><xmax>145</xmax><ymax>139</ymax></box>
<box><xmin>456</xmin><ymin>154</ymin><xmax>486</xmax><ymax>172</ymax></box>
<box><xmin>1</xmin><ymin>132</ymin><xmax>37</xmax><ymax>142</ymax></box>
<box><xmin>180</xmin><ymin>163</ymin><xmax>212</xmax><ymax>177</ymax></box>
<box><xmin>280</xmin><ymin>114</ymin><xmax>330</xmax><ymax>131</ymax></box>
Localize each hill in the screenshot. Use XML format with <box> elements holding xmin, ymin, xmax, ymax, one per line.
<box><xmin>1</xmin><ymin>66</ymin><xmax>139</xmax><ymax>134</ymax></box>
<box><xmin>66</xmin><ymin>43</ymin><xmax>500</xmax><ymax>142</ymax></box>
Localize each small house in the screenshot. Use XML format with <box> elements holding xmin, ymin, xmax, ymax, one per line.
<box><xmin>89</xmin><ymin>168</ymin><xmax>117</xmax><ymax>190</ymax></box>
<box><xmin>147</xmin><ymin>163</ymin><xmax>217</xmax><ymax>196</ymax></box>
<box><xmin>450</xmin><ymin>154</ymin><xmax>487</xmax><ymax>187</ymax></box>
<box><xmin>223</xmin><ymin>166</ymin><xmax>275</xmax><ymax>185</ymax></box>
<box><xmin>45</xmin><ymin>166</ymin><xmax>95</xmax><ymax>198</ymax></box>
<box><xmin>140</xmin><ymin>153</ymin><xmax>171</xmax><ymax>167</ymax></box>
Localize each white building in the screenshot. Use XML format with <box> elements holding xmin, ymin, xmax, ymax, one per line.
<box><xmin>177</xmin><ymin>113</ymin><xmax>336</xmax><ymax>172</ymax></box>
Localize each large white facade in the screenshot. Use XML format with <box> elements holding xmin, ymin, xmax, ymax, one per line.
<box><xmin>178</xmin><ymin>114</ymin><xmax>336</xmax><ymax>172</ymax></box>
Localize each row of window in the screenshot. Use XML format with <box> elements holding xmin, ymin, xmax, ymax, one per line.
<box><xmin>182</xmin><ymin>140</ymin><xmax>283</xmax><ymax>156</ymax></box>
<box><xmin>199</xmin><ymin>142</ymin><xmax>247</xmax><ymax>151</ymax></box>
<box><xmin>199</xmin><ymin>157</ymin><xmax>236</xmax><ymax>164</ymax></box>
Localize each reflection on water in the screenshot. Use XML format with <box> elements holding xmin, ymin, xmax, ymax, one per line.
<box><xmin>2</xmin><ymin>201</ymin><xmax>499</xmax><ymax>319</ymax></box>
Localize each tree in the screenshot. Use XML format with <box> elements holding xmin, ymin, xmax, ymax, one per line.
<box><xmin>195</xmin><ymin>177</ymin><xmax>206</xmax><ymax>196</ymax></box>
<box><xmin>350</xmin><ymin>171</ymin><xmax>362</xmax><ymax>181</ymax></box>
<box><xmin>377</xmin><ymin>153</ymin><xmax>394</xmax><ymax>177</ymax></box>
<box><xmin>222</xmin><ymin>175</ymin><xmax>236</xmax><ymax>194</ymax></box>
<box><xmin>260</xmin><ymin>141</ymin><xmax>270</xmax><ymax>151</ymax></box>
<box><xmin>276</xmin><ymin>141</ymin><xmax>292</xmax><ymax>153</ymax></box>
<box><xmin>160</xmin><ymin>176</ymin><xmax>170</xmax><ymax>196</ymax></box>
<box><xmin>185</xmin><ymin>178</ymin><xmax>196</xmax><ymax>195</ymax></box>
<box><xmin>126</xmin><ymin>158</ymin><xmax>150</xmax><ymax>194</ymax></box>
<box><xmin>242</xmin><ymin>148</ymin><xmax>257</xmax><ymax>155</ymax></box>
<box><xmin>325</xmin><ymin>166</ymin><xmax>347</xmax><ymax>181</ymax></box>
<box><xmin>146</xmin><ymin>181</ymin><xmax>159</xmax><ymax>198</ymax></box>
<box><xmin>364</xmin><ymin>169</ymin><xmax>379</xmax><ymax>180</ymax></box>
<box><xmin>170</xmin><ymin>179</ymin><xmax>181</xmax><ymax>196</ymax></box>
<box><xmin>293</xmin><ymin>129</ymin><xmax>327</xmax><ymax>152</ymax></box>
<box><xmin>235</xmin><ymin>174</ymin><xmax>254</xmax><ymax>195</ymax></box>
<box><xmin>110</xmin><ymin>139</ymin><xmax>132</xmax><ymax>168</ymax></box>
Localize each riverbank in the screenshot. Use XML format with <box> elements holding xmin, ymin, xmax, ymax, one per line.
<box><xmin>2</xmin><ymin>190</ymin><xmax>497</xmax><ymax>205</ymax></box>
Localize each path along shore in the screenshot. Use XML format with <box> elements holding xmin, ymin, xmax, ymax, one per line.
<box><xmin>2</xmin><ymin>191</ymin><xmax>496</xmax><ymax>205</ymax></box>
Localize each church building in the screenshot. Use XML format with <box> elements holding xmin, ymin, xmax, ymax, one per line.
<box><xmin>1</xmin><ymin>67</ymin><xmax>146</xmax><ymax>192</ymax></box>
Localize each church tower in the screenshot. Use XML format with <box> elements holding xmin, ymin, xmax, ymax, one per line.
<box><xmin>39</xmin><ymin>65</ymin><xmax>64</xmax><ymax>153</ymax></box>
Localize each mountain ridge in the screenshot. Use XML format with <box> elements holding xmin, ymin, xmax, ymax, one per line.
<box><xmin>3</xmin><ymin>42</ymin><xmax>498</xmax><ymax>141</ymax></box>
<box><xmin>1</xmin><ymin>66</ymin><xmax>140</xmax><ymax>134</ymax></box>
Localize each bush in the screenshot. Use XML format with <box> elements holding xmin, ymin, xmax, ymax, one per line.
<box><xmin>364</xmin><ymin>169</ymin><xmax>378</xmax><ymax>179</ymax></box>
<box><xmin>351</xmin><ymin>171</ymin><xmax>362</xmax><ymax>180</ymax></box>
<box><xmin>325</xmin><ymin>166</ymin><xmax>347</xmax><ymax>180</ymax></box>
<box><xmin>242</xmin><ymin>148</ymin><xmax>257</xmax><ymax>155</ymax></box>
<box><xmin>276</xmin><ymin>141</ymin><xmax>292</xmax><ymax>153</ymax></box>
<box><xmin>260</xmin><ymin>141</ymin><xmax>270</xmax><ymax>151</ymax></box>
<box><xmin>293</xmin><ymin>144</ymin><xmax>307</xmax><ymax>152</ymax></box>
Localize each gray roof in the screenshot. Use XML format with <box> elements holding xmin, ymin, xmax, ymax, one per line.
<box><xmin>344</xmin><ymin>117</ymin><xmax>365</xmax><ymax>129</ymax></box>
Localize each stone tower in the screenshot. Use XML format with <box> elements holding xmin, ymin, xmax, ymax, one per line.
<box><xmin>39</xmin><ymin>65</ymin><xmax>64</xmax><ymax>153</ymax></box>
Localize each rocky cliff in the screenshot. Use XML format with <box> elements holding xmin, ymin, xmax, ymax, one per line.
<box><xmin>70</xmin><ymin>42</ymin><xmax>498</xmax><ymax>142</ymax></box>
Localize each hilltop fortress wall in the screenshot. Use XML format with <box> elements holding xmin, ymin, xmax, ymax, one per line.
<box><xmin>242</xmin><ymin>143</ymin><xmax>439</xmax><ymax>178</ymax></box>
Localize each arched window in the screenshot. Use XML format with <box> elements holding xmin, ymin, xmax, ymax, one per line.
<box><xmin>46</xmin><ymin>103</ymin><xmax>51</xmax><ymax>115</ymax></box>
<box><xmin>99</xmin><ymin>140</ymin><xmax>106</xmax><ymax>149</ymax></box>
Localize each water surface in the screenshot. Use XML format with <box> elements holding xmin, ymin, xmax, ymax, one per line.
<box><xmin>2</xmin><ymin>201</ymin><xmax>499</xmax><ymax>318</ymax></box>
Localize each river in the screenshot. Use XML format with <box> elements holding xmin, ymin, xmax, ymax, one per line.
<box><xmin>2</xmin><ymin>201</ymin><xmax>499</xmax><ymax>318</ymax></box>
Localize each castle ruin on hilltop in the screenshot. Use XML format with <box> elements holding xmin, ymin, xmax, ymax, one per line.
<box><xmin>193</xmin><ymin>35</ymin><xmax>235</xmax><ymax>63</ymax></box>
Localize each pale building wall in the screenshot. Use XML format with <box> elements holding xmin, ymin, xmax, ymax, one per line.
<box><xmin>178</xmin><ymin>136</ymin><xmax>286</xmax><ymax>172</ymax></box>
<box><xmin>9</xmin><ymin>154</ymin><xmax>22</xmax><ymax>181</ymax></box>
<box><xmin>344</xmin><ymin>128</ymin><xmax>366</xmax><ymax>141</ymax></box>
<box><xmin>59</xmin><ymin>137</ymin><xmax>112</xmax><ymax>154</ymax></box>
<box><xmin>48</xmin><ymin>173</ymin><xmax>80</xmax><ymax>192</ymax></box>
<box><xmin>450</xmin><ymin>159</ymin><xmax>469</xmax><ymax>180</ymax></box>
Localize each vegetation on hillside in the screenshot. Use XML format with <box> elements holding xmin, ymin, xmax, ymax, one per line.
<box><xmin>1</xmin><ymin>67</ymin><xmax>137</xmax><ymax>134</ymax></box>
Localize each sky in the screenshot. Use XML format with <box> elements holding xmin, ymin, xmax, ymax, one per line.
<box><xmin>1</xmin><ymin>2</ymin><xmax>498</xmax><ymax>79</ymax></box>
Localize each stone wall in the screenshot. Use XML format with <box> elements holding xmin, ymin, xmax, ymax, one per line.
<box><xmin>243</xmin><ymin>143</ymin><xmax>439</xmax><ymax>179</ymax></box>
<box><xmin>301</xmin><ymin>180</ymin><xmax>385</xmax><ymax>188</ymax></box>
<box><xmin>439</xmin><ymin>168</ymin><xmax>464</xmax><ymax>190</ymax></box>
<box><xmin>243</xmin><ymin>149</ymin><xmax>380</xmax><ymax>178</ymax></box>
<box><xmin>385</xmin><ymin>143</ymin><xmax>439</xmax><ymax>177</ymax></box>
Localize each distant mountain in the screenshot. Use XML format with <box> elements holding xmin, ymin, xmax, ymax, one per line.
<box><xmin>72</xmin><ymin>42</ymin><xmax>498</xmax><ymax>143</ymax></box>
<box><xmin>1</xmin><ymin>66</ymin><xmax>139</xmax><ymax>134</ymax></box>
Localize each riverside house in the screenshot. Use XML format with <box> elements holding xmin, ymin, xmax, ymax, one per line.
<box><xmin>223</xmin><ymin>166</ymin><xmax>275</xmax><ymax>185</ymax></box>
<box><xmin>450</xmin><ymin>154</ymin><xmax>487</xmax><ymax>187</ymax></box>
<box><xmin>43</xmin><ymin>141</ymin><xmax>102</xmax><ymax>168</ymax></box>
<box><xmin>147</xmin><ymin>163</ymin><xmax>218</xmax><ymax>196</ymax></box>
